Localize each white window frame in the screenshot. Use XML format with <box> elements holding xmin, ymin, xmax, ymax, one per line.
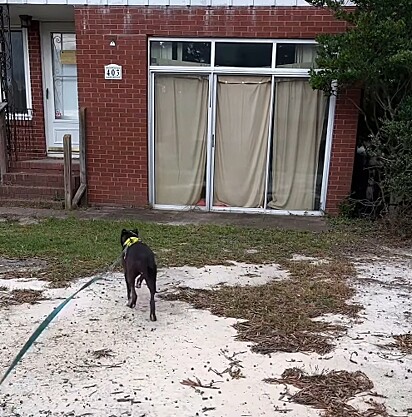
<box><xmin>149</xmin><ymin>38</ymin><xmax>318</xmax><ymax>74</ymax></box>
<box><xmin>148</xmin><ymin>38</ymin><xmax>336</xmax><ymax>216</ymax></box>
<box><xmin>0</xmin><ymin>27</ymin><xmax>33</xmax><ymax>120</ymax></box>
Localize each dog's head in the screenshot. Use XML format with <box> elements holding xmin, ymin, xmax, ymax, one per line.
<box><xmin>120</xmin><ymin>228</ymin><xmax>139</xmax><ymax>247</ymax></box>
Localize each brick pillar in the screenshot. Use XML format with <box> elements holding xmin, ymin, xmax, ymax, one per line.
<box><xmin>325</xmin><ymin>88</ymin><xmax>361</xmax><ymax>214</ymax></box>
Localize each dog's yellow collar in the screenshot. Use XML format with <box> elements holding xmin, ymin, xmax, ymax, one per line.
<box><xmin>123</xmin><ymin>236</ymin><xmax>141</xmax><ymax>248</ymax></box>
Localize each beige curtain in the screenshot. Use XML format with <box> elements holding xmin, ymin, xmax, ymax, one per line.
<box><xmin>268</xmin><ymin>80</ymin><xmax>327</xmax><ymax>211</ymax></box>
<box><xmin>155</xmin><ymin>75</ymin><xmax>208</xmax><ymax>205</ymax></box>
<box><xmin>295</xmin><ymin>45</ymin><xmax>317</xmax><ymax>69</ymax></box>
<box><xmin>214</xmin><ymin>76</ymin><xmax>271</xmax><ymax>208</ymax></box>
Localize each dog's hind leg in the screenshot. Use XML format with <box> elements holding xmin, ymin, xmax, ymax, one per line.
<box><xmin>136</xmin><ymin>274</ymin><xmax>143</xmax><ymax>288</ymax></box>
<box><xmin>146</xmin><ymin>266</ymin><xmax>157</xmax><ymax>321</ymax></box>
<box><xmin>126</xmin><ymin>272</ymin><xmax>137</xmax><ymax>308</ymax></box>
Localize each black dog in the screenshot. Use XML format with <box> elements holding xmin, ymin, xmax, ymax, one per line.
<box><xmin>120</xmin><ymin>228</ymin><xmax>157</xmax><ymax>321</ymax></box>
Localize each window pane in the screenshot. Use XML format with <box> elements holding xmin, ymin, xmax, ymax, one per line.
<box><xmin>154</xmin><ymin>75</ymin><xmax>209</xmax><ymax>206</ymax></box>
<box><xmin>52</xmin><ymin>33</ymin><xmax>78</xmax><ymax>120</ymax></box>
<box><xmin>213</xmin><ymin>76</ymin><xmax>271</xmax><ymax>208</ymax></box>
<box><xmin>266</xmin><ymin>79</ymin><xmax>328</xmax><ymax>211</ymax></box>
<box><xmin>9</xmin><ymin>31</ymin><xmax>28</xmax><ymax>113</ymax></box>
<box><xmin>150</xmin><ymin>41</ymin><xmax>211</xmax><ymax>66</ymax></box>
<box><xmin>215</xmin><ymin>43</ymin><xmax>272</xmax><ymax>68</ymax></box>
<box><xmin>276</xmin><ymin>44</ymin><xmax>318</xmax><ymax>69</ymax></box>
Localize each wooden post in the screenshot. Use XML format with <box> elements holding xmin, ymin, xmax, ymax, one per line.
<box><xmin>72</xmin><ymin>107</ymin><xmax>87</xmax><ymax>207</ymax></box>
<box><xmin>0</xmin><ymin>103</ymin><xmax>8</xmax><ymax>183</ymax></box>
<box><xmin>63</xmin><ymin>134</ymin><xmax>73</xmax><ymax>210</ymax></box>
<box><xmin>79</xmin><ymin>107</ymin><xmax>87</xmax><ymax>190</ymax></box>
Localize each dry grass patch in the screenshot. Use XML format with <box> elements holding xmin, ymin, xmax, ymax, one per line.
<box><xmin>163</xmin><ymin>259</ymin><xmax>361</xmax><ymax>355</ymax></box>
<box><xmin>0</xmin><ymin>288</ymin><xmax>44</xmax><ymax>308</ymax></box>
<box><xmin>265</xmin><ymin>368</ymin><xmax>388</xmax><ymax>417</ymax></box>
<box><xmin>386</xmin><ymin>334</ymin><xmax>412</xmax><ymax>354</ymax></box>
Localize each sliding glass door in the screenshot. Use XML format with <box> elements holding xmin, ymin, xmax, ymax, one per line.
<box><xmin>152</xmin><ymin>74</ymin><xmax>329</xmax><ymax>212</ymax></box>
<box><xmin>149</xmin><ymin>39</ymin><xmax>333</xmax><ymax>214</ymax></box>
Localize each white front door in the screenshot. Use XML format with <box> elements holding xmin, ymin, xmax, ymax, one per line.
<box><xmin>42</xmin><ymin>24</ymin><xmax>79</xmax><ymax>155</ymax></box>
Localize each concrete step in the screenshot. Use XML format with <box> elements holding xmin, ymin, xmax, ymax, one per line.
<box><xmin>0</xmin><ymin>198</ymin><xmax>64</xmax><ymax>209</ymax></box>
<box><xmin>11</xmin><ymin>159</ymin><xmax>80</xmax><ymax>174</ymax></box>
<box><xmin>0</xmin><ymin>185</ymin><xmax>65</xmax><ymax>200</ymax></box>
<box><xmin>2</xmin><ymin>158</ymin><xmax>82</xmax><ymax>209</ymax></box>
<box><xmin>3</xmin><ymin>172</ymin><xmax>80</xmax><ymax>188</ymax></box>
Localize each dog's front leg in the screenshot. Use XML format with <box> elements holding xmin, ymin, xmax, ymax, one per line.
<box><xmin>125</xmin><ymin>272</ymin><xmax>131</xmax><ymax>304</ymax></box>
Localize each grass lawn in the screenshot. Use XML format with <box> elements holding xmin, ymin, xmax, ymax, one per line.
<box><xmin>0</xmin><ymin>216</ymin><xmax>373</xmax><ymax>285</ymax></box>
<box><xmin>0</xmin><ymin>216</ymin><xmax>383</xmax><ymax>355</ymax></box>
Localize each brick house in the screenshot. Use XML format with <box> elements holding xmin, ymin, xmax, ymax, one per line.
<box><xmin>0</xmin><ymin>0</ymin><xmax>359</xmax><ymax>215</ymax></box>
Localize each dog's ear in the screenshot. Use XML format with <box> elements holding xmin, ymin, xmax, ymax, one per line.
<box><xmin>120</xmin><ymin>229</ymin><xmax>128</xmax><ymax>245</ymax></box>
<box><xmin>133</xmin><ymin>228</ymin><xmax>139</xmax><ymax>236</ymax></box>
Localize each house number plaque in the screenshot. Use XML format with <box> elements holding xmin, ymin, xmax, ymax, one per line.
<box><xmin>104</xmin><ymin>64</ymin><xmax>122</xmax><ymax>80</ymax></box>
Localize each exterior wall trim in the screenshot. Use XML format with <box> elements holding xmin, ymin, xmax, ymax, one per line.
<box><xmin>2</xmin><ymin>0</ymin><xmax>317</xmax><ymax>6</ymax></box>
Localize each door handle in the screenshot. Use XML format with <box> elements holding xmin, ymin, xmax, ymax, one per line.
<box><xmin>46</xmin><ymin>88</ymin><xmax>49</xmax><ymax>99</ymax></box>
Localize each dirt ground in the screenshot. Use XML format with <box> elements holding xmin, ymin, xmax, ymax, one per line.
<box><xmin>0</xmin><ymin>249</ymin><xmax>411</xmax><ymax>417</ymax></box>
<box><xmin>0</xmin><ymin>205</ymin><xmax>327</xmax><ymax>232</ymax></box>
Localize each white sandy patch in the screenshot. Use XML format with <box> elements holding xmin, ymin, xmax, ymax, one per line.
<box><xmin>0</xmin><ymin>256</ymin><xmax>411</xmax><ymax>417</ymax></box>
<box><xmin>0</xmin><ymin>268</ymin><xmax>316</xmax><ymax>417</ymax></box>
<box><xmin>160</xmin><ymin>262</ymin><xmax>289</xmax><ymax>290</ymax></box>
<box><xmin>291</xmin><ymin>254</ymin><xmax>330</xmax><ymax>265</ymax></box>
<box><xmin>380</xmin><ymin>246</ymin><xmax>412</xmax><ymax>259</ymax></box>
<box><xmin>0</xmin><ymin>278</ymin><xmax>48</xmax><ymax>292</ymax></box>
<box><xmin>245</xmin><ymin>249</ymin><xmax>259</xmax><ymax>254</ymax></box>
<box><xmin>302</xmin><ymin>257</ymin><xmax>412</xmax><ymax>415</ymax></box>
<box><xmin>17</xmin><ymin>217</ymin><xmax>41</xmax><ymax>226</ymax></box>
<box><xmin>0</xmin><ymin>258</ymin><xmax>47</xmax><ymax>283</ymax></box>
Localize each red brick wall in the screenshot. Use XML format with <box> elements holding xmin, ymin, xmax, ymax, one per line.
<box><xmin>14</xmin><ymin>20</ymin><xmax>47</xmax><ymax>161</ymax></box>
<box><xmin>74</xmin><ymin>6</ymin><xmax>357</xmax><ymax>213</ymax></box>
<box><xmin>326</xmin><ymin>88</ymin><xmax>361</xmax><ymax>214</ymax></box>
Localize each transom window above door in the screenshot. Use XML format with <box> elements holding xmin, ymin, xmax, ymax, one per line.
<box><xmin>149</xmin><ymin>39</ymin><xmax>318</xmax><ymax>70</ymax></box>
